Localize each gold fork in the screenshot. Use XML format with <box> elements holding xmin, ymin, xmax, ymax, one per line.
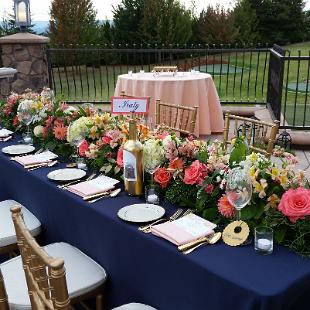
<box><xmin>139</xmin><ymin>208</ymin><xmax>183</xmax><ymax>233</ymax></box>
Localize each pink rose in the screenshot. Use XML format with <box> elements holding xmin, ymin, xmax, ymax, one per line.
<box><xmin>154</xmin><ymin>168</ymin><xmax>172</xmax><ymax>188</ymax></box>
<box><xmin>102</xmin><ymin>136</ymin><xmax>112</xmax><ymax>145</ymax></box>
<box><xmin>78</xmin><ymin>140</ymin><xmax>89</xmax><ymax>157</ymax></box>
<box><xmin>278</xmin><ymin>187</ymin><xmax>310</xmax><ymax>223</ymax></box>
<box><xmin>184</xmin><ymin>160</ymin><xmax>208</xmax><ymax>185</ymax></box>
<box><xmin>117</xmin><ymin>148</ymin><xmax>124</xmax><ymax>167</ymax></box>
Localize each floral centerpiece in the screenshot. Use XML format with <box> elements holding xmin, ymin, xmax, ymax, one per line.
<box><xmin>0</xmin><ymin>92</ymin><xmax>21</xmax><ymax>130</ymax></box>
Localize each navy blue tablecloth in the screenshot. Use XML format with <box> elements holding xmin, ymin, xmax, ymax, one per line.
<box><xmin>0</xmin><ymin>137</ymin><xmax>309</xmax><ymax>310</ymax></box>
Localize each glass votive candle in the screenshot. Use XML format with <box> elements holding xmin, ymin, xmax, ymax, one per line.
<box><xmin>76</xmin><ymin>157</ymin><xmax>87</xmax><ymax>171</ymax></box>
<box><xmin>254</xmin><ymin>227</ymin><xmax>273</xmax><ymax>255</ymax></box>
<box><xmin>145</xmin><ymin>185</ymin><xmax>160</xmax><ymax>205</ymax></box>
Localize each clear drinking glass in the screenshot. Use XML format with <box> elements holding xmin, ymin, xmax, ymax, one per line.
<box><xmin>18</xmin><ymin>109</ymin><xmax>33</xmax><ymax>144</ymax></box>
<box><xmin>226</xmin><ymin>167</ymin><xmax>252</xmax><ymax>220</ymax></box>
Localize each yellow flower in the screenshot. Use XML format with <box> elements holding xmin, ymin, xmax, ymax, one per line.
<box><xmin>93</xmin><ymin>114</ymin><xmax>102</xmax><ymax>125</ymax></box>
<box><xmin>231</xmin><ymin>138</ymin><xmax>236</xmax><ymax>146</ymax></box>
<box><xmin>266</xmin><ymin>194</ymin><xmax>280</xmax><ymax>209</ymax></box>
<box><xmin>32</xmin><ymin>101</ymin><xmax>43</xmax><ymax>111</ymax></box>
<box><xmin>253</xmin><ymin>179</ymin><xmax>268</xmax><ymax>198</ymax></box>
<box><xmin>89</xmin><ymin>126</ymin><xmax>99</xmax><ymax>139</ymax></box>
<box><xmin>249</xmin><ymin>166</ymin><xmax>256</xmax><ymax>178</ymax></box>
<box><xmin>279</xmin><ymin>172</ymin><xmax>289</xmax><ymax>188</ymax></box>
<box><xmin>271</xmin><ymin>167</ymin><xmax>280</xmax><ymax>180</ymax></box>
<box><xmin>249</xmin><ymin>152</ymin><xmax>258</xmax><ymax>162</ymax></box>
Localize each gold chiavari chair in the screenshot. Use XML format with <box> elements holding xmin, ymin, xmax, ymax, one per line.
<box><xmin>0</xmin><ymin>269</ymin><xmax>9</xmax><ymax>310</ymax></box>
<box><xmin>0</xmin><ymin>200</ymin><xmax>41</xmax><ymax>257</ymax></box>
<box><xmin>223</xmin><ymin>112</ymin><xmax>280</xmax><ymax>157</ymax></box>
<box><xmin>155</xmin><ymin>99</ymin><xmax>198</xmax><ymax>136</ymax></box>
<box><xmin>152</xmin><ymin>66</ymin><xmax>178</xmax><ymax>73</ymax></box>
<box><xmin>0</xmin><ymin>206</ymin><xmax>107</xmax><ymax>310</ymax></box>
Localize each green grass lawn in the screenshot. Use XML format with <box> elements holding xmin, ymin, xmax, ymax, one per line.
<box><xmin>50</xmin><ymin>42</ymin><xmax>310</xmax><ymax>127</ymax></box>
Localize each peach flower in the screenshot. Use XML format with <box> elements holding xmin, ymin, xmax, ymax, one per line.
<box><xmin>117</xmin><ymin>148</ymin><xmax>124</xmax><ymax>167</ymax></box>
<box><xmin>78</xmin><ymin>140</ymin><xmax>89</xmax><ymax>157</ymax></box>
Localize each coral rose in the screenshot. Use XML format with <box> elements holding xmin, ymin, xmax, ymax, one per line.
<box><xmin>78</xmin><ymin>139</ymin><xmax>89</xmax><ymax>157</ymax></box>
<box><xmin>218</xmin><ymin>195</ymin><xmax>236</xmax><ymax>219</ymax></box>
<box><xmin>184</xmin><ymin>160</ymin><xmax>208</xmax><ymax>185</ymax></box>
<box><xmin>154</xmin><ymin>168</ymin><xmax>172</xmax><ymax>188</ymax></box>
<box><xmin>278</xmin><ymin>187</ymin><xmax>310</xmax><ymax>223</ymax></box>
<box><xmin>117</xmin><ymin>148</ymin><xmax>124</xmax><ymax>167</ymax></box>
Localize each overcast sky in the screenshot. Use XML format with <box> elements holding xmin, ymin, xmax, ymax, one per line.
<box><xmin>0</xmin><ymin>0</ymin><xmax>310</xmax><ymax>21</ymax></box>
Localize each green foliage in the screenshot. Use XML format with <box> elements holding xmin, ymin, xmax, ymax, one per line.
<box><xmin>165</xmin><ymin>179</ymin><xmax>197</xmax><ymax>208</ymax></box>
<box><xmin>229</xmin><ymin>137</ymin><xmax>249</xmax><ymax>165</ymax></box>
<box><xmin>49</xmin><ymin>0</ymin><xmax>99</xmax><ymax>46</ymax></box>
<box><xmin>191</xmin><ymin>5</ymin><xmax>238</xmax><ymax>44</ymax></box>
<box><xmin>249</xmin><ymin>0</ymin><xmax>308</xmax><ymax>44</ymax></box>
<box><xmin>113</xmin><ymin>0</ymin><xmax>192</xmax><ymax>45</ymax></box>
<box><xmin>233</xmin><ymin>0</ymin><xmax>259</xmax><ymax>44</ymax></box>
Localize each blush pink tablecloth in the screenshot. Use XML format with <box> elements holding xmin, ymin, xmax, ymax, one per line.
<box><xmin>114</xmin><ymin>72</ymin><xmax>223</xmax><ymax>136</ymax></box>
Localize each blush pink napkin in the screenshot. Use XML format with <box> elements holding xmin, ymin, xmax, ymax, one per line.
<box><xmin>151</xmin><ymin>213</ymin><xmax>216</xmax><ymax>246</ymax></box>
<box><xmin>67</xmin><ymin>176</ymin><xmax>119</xmax><ymax>198</ymax></box>
<box><xmin>15</xmin><ymin>151</ymin><xmax>57</xmax><ymax>166</ymax></box>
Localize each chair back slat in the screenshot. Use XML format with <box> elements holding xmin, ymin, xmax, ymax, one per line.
<box><xmin>155</xmin><ymin>99</ymin><xmax>198</xmax><ymax>136</ymax></box>
<box><xmin>11</xmin><ymin>206</ymin><xmax>71</xmax><ymax>310</ymax></box>
<box><xmin>223</xmin><ymin>112</ymin><xmax>279</xmax><ymax>158</ymax></box>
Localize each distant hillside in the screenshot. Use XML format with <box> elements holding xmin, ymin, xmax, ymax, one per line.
<box><xmin>32</xmin><ymin>20</ymin><xmax>112</xmax><ymax>35</ymax></box>
<box><xmin>32</xmin><ymin>21</ymin><xmax>49</xmax><ymax>34</ymax></box>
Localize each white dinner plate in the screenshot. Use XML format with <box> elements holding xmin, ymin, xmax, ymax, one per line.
<box><xmin>2</xmin><ymin>144</ymin><xmax>35</xmax><ymax>155</ymax></box>
<box><xmin>118</xmin><ymin>203</ymin><xmax>165</xmax><ymax>223</ymax></box>
<box><xmin>47</xmin><ymin>168</ymin><xmax>86</xmax><ymax>182</ymax></box>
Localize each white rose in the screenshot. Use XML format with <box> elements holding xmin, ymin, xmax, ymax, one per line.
<box><xmin>33</xmin><ymin>125</ymin><xmax>44</xmax><ymax>137</ymax></box>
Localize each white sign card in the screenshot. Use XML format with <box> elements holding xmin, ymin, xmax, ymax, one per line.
<box><xmin>111</xmin><ymin>96</ymin><xmax>149</xmax><ymax>114</ymax></box>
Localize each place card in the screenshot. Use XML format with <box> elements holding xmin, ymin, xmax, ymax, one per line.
<box><xmin>111</xmin><ymin>96</ymin><xmax>149</xmax><ymax>114</ymax></box>
<box><xmin>222</xmin><ymin>220</ymin><xmax>250</xmax><ymax>246</ymax></box>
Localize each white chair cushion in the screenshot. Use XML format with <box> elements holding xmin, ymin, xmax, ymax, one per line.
<box><xmin>112</xmin><ymin>303</ymin><xmax>157</xmax><ymax>310</ymax></box>
<box><xmin>0</xmin><ymin>242</ymin><xmax>107</xmax><ymax>310</ymax></box>
<box><xmin>0</xmin><ymin>200</ymin><xmax>41</xmax><ymax>247</ymax></box>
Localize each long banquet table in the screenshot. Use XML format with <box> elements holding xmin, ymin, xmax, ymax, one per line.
<box><xmin>0</xmin><ymin>137</ymin><xmax>310</xmax><ymax>310</ymax></box>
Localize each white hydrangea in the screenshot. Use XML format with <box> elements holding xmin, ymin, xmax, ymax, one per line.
<box><xmin>162</xmin><ymin>135</ymin><xmax>181</xmax><ymax>148</ymax></box>
<box><xmin>143</xmin><ymin>139</ymin><xmax>165</xmax><ymax>173</ymax></box>
<box><xmin>67</xmin><ymin>117</ymin><xmax>93</xmax><ymax>144</ymax></box>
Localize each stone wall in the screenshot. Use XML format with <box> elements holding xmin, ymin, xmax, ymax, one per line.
<box><xmin>0</xmin><ymin>32</ymin><xmax>50</xmax><ymax>99</ymax></box>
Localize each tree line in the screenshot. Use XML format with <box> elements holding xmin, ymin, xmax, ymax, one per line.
<box><xmin>1</xmin><ymin>0</ymin><xmax>310</xmax><ymax>46</ymax></box>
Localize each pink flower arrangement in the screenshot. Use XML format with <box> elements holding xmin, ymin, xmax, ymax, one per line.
<box><xmin>117</xmin><ymin>148</ymin><xmax>124</xmax><ymax>167</ymax></box>
<box><xmin>278</xmin><ymin>187</ymin><xmax>310</xmax><ymax>223</ymax></box>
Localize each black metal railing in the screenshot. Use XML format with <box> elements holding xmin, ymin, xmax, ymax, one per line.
<box><xmin>46</xmin><ymin>44</ymin><xmax>270</xmax><ymax>105</ymax></box>
<box><xmin>46</xmin><ymin>44</ymin><xmax>310</xmax><ymax>130</ymax></box>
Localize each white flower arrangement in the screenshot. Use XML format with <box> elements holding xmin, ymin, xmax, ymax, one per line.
<box><xmin>67</xmin><ymin>116</ymin><xmax>93</xmax><ymax>144</ymax></box>
<box><xmin>143</xmin><ymin>139</ymin><xmax>165</xmax><ymax>173</ymax></box>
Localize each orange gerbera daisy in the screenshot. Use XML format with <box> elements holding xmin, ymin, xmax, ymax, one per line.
<box><xmin>218</xmin><ymin>195</ymin><xmax>236</xmax><ymax>219</ymax></box>
<box><xmin>53</xmin><ymin>124</ymin><xmax>67</xmax><ymax>140</ymax></box>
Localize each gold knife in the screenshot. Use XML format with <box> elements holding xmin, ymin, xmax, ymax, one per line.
<box><xmin>24</xmin><ymin>161</ymin><xmax>52</xmax><ymax>169</ymax></box>
<box><xmin>178</xmin><ymin>236</ymin><xmax>211</xmax><ymax>252</ymax></box>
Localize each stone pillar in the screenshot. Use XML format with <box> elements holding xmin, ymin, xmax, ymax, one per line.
<box><xmin>0</xmin><ymin>32</ymin><xmax>50</xmax><ymax>98</ymax></box>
